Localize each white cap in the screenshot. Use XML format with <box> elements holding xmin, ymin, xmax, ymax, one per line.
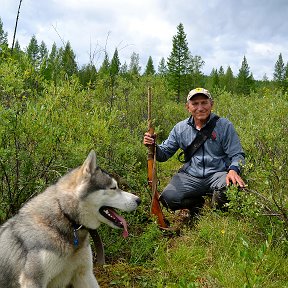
<box><xmin>187</xmin><ymin>88</ymin><xmax>212</xmax><ymax>102</ymax></box>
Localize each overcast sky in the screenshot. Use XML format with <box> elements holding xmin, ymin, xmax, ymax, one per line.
<box><xmin>1</xmin><ymin>0</ymin><xmax>288</xmax><ymax>80</ymax></box>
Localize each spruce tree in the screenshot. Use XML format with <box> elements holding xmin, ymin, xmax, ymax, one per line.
<box><xmin>98</xmin><ymin>52</ymin><xmax>110</xmax><ymax>76</ymax></box>
<box><xmin>120</xmin><ymin>61</ymin><xmax>128</xmax><ymax>75</ymax></box>
<box><xmin>218</xmin><ymin>66</ymin><xmax>225</xmax><ymax>88</ymax></box>
<box><xmin>157</xmin><ymin>57</ymin><xmax>167</xmax><ymax>76</ymax></box>
<box><xmin>273</xmin><ymin>53</ymin><xmax>285</xmax><ymax>87</ymax></box>
<box><xmin>110</xmin><ymin>48</ymin><xmax>121</xmax><ymax>98</ymax></box>
<box><xmin>110</xmin><ymin>48</ymin><xmax>121</xmax><ymax>78</ymax></box>
<box><xmin>224</xmin><ymin>66</ymin><xmax>235</xmax><ymax>92</ymax></box>
<box><xmin>283</xmin><ymin>62</ymin><xmax>288</xmax><ymax>92</ymax></box>
<box><xmin>0</xmin><ymin>18</ymin><xmax>8</xmax><ymax>45</ymax></box>
<box><xmin>60</xmin><ymin>41</ymin><xmax>78</xmax><ymax>77</ymax></box>
<box><xmin>236</xmin><ymin>56</ymin><xmax>254</xmax><ymax>95</ymax></box>
<box><xmin>26</xmin><ymin>35</ymin><xmax>40</xmax><ymax>65</ymax></box>
<box><xmin>262</xmin><ymin>73</ymin><xmax>269</xmax><ymax>82</ymax></box>
<box><xmin>218</xmin><ymin>66</ymin><xmax>225</xmax><ymax>76</ymax></box>
<box><xmin>186</xmin><ymin>54</ymin><xmax>204</xmax><ymax>89</ymax></box>
<box><xmin>144</xmin><ymin>56</ymin><xmax>155</xmax><ymax>76</ymax></box>
<box><xmin>167</xmin><ymin>23</ymin><xmax>190</xmax><ymax>102</ymax></box>
<box><xmin>38</xmin><ymin>41</ymin><xmax>48</xmax><ymax>78</ymax></box>
<box><xmin>39</xmin><ymin>41</ymin><xmax>48</xmax><ymax>62</ymax></box>
<box><xmin>129</xmin><ymin>52</ymin><xmax>141</xmax><ymax>75</ymax></box>
<box><xmin>45</xmin><ymin>42</ymin><xmax>61</xmax><ymax>82</ymax></box>
<box><xmin>210</xmin><ymin>68</ymin><xmax>219</xmax><ymax>88</ymax></box>
<box><xmin>12</xmin><ymin>40</ymin><xmax>23</xmax><ymax>61</ymax></box>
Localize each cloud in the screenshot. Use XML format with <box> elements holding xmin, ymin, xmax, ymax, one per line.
<box><xmin>1</xmin><ymin>0</ymin><xmax>288</xmax><ymax>79</ymax></box>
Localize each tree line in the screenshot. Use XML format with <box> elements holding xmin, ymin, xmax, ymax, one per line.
<box><xmin>1</xmin><ymin>18</ymin><xmax>288</xmax><ymax>102</ymax></box>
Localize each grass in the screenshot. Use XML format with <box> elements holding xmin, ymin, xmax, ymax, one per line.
<box><xmin>94</xmin><ymin>208</ymin><xmax>288</xmax><ymax>287</ymax></box>
<box><xmin>1</xmin><ymin>51</ymin><xmax>287</xmax><ymax>288</ymax></box>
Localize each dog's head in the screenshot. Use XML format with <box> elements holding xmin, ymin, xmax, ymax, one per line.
<box><xmin>67</xmin><ymin>150</ymin><xmax>141</xmax><ymax>237</ymax></box>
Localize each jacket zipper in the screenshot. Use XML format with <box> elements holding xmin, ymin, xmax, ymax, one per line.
<box><xmin>202</xmin><ymin>145</ymin><xmax>205</xmax><ymax>177</ymax></box>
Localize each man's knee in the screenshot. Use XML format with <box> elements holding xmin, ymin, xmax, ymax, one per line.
<box><xmin>159</xmin><ymin>189</ymin><xmax>180</xmax><ymax>211</ymax></box>
<box><xmin>160</xmin><ymin>190</ymin><xmax>205</xmax><ymax>212</ymax></box>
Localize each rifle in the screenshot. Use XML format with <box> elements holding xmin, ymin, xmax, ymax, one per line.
<box><xmin>147</xmin><ymin>87</ymin><xmax>169</xmax><ymax>229</ymax></box>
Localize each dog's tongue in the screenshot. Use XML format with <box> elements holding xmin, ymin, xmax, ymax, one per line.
<box><xmin>109</xmin><ymin>209</ymin><xmax>129</xmax><ymax>238</ymax></box>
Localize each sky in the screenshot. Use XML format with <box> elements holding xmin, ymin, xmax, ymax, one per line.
<box><xmin>1</xmin><ymin>0</ymin><xmax>288</xmax><ymax>80</ymax></box>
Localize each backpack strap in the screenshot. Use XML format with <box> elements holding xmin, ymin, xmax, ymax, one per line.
<box><xmin>178</xmin><ymin>115</ymin><xmax>220</xmax><ymax>163</ymax></box>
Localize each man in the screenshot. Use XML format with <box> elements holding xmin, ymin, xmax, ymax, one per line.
<box><xmin>143</xmin><ymin>88</ymin><xmax>245</xmax><ymax>216</ymax></box>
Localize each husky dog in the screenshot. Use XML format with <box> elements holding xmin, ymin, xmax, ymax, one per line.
<box><xmin>0</xmin><ymin>150</ymin><xmax>141</xmax><ymax>288</ymax></box>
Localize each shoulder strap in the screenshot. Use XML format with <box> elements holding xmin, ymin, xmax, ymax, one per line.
<box><xmin>178</xmin><ymin>115</ymin><xmax>220</xmax><ymax>163</ymax></box>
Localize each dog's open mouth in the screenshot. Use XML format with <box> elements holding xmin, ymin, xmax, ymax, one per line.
<box><xmin>99</xmin><ymin>206</ymin><xmax>129</xmax><ymax>238</ymax></box>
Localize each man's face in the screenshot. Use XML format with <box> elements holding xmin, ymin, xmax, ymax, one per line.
<box><xmin>186</xmin><ymin>94</ymin><xmax>213</xmax><ymax>122</ymax></box>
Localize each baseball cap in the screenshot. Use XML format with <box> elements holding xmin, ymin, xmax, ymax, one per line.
<box><xmin>187</xmin><ymin>88</ymin><xmax>212</xmax><ymax>102</ymax></box>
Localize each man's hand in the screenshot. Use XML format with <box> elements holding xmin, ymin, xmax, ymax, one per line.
<box><xmin>143</xmin><ymin>132</ymin><xmax>155</xmax><ymax>146</ymax></box>
<box><xmin>226</xmin><ymin>170</ymin><xmax>246</xmax><ymax>187</ymax></box>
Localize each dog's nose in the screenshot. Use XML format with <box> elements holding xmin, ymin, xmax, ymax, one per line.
<box><xmin>136</xmin><ymin>197</ymin><xmax>141</xmax><ymax>206</ymax></box>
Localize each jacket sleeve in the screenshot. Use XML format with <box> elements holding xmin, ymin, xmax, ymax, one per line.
<box><xmin>155</xmin><ymin>126</ymin><xmax>180</xmax><ymax>162</ymax></box>
<box><xmin>221</xmin><ymin>120</ymin><xmax>245</xmax><ymax>173</ymax></box>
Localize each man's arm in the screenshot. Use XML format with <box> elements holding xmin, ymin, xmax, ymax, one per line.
<box><xmin>221</xmin><ymin>120</ymin><xmax>246</xmax><ymax>187</ymax></box>
<box><xmin>144</xmin><ymin>127</ymin><xmax>180</xmax><ymax>162</ymax></box>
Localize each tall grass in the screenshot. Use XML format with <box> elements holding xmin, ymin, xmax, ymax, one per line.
<box><xmin>95</xmin><ymin>89</ymin><xmax>288</xmax><ymax>287</ymax></box>
<box><xmin>1</xmin><ymin>59</ymin><xmax>287</xmax><ymax>287</ymax></box>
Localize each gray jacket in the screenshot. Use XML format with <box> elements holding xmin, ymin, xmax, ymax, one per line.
<box><xmin>156</xmin><ymin>113</ymin><xmax>245</xmax><ymax>178</ymax></box>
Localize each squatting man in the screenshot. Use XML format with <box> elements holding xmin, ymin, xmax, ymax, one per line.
<box><xmin>143</xmin><ymin>88</ymin><xmax>246</xmax><ymax>216</ymax></box>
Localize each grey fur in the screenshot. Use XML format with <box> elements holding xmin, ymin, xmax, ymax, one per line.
<box><xmin>0</xmin><ymin>150</ymin><xmax>140</xmax><ymax>288</ymax></box>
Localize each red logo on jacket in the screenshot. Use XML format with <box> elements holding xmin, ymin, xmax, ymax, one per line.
<box><xmin>211</xmin><ymin>131</ymin><xmax>217</xmax><ymax>140</ymax></box>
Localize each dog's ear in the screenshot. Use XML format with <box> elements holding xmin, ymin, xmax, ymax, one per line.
<box><xmin>82</xmin><ymin>150</ymin><xmax>97</xmax><ymax>177</ymax></box>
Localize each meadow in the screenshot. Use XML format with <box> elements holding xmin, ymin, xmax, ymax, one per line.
<box><xmin>0</xmin><ymin>58</ymin><xmax>287</xmax><ymax>287</ymax></box>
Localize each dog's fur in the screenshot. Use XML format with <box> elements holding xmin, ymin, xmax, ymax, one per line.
<box><xmin>0</xmin><ymin>150</ymin><xmax>140</xmax><ymax>288</ymax></box>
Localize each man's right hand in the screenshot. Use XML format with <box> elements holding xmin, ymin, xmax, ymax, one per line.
<box><xmin>143</xmin><ymin>132</ymin><xmax>156</xmax><ymax>146</ymax></box>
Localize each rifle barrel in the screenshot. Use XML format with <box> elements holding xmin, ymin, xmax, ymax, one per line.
<box><xmin>146</xmin><ymin>87</ymin><xmax>169</xmax><ymax>229</ymax></box>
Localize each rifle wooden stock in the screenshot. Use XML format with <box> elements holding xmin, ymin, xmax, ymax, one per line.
<box><xmin>147</xmin><ymin>87</ymin><xmax>168</xmax><ymax>229</ymax></box>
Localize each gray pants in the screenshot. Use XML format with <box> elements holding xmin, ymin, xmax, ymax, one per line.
<box><xmin>159</xmin><ymin>171</ymin><xmax>228</xmax><ymax>212</ymax></box>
